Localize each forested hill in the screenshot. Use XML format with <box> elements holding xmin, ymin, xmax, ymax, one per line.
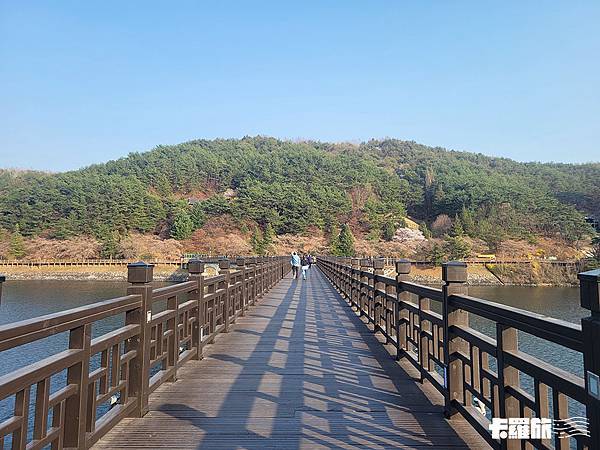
<box><xmin>0</xmin><ymin>137</ymin><xmax>598</xmax><ymax>256</ymax></box>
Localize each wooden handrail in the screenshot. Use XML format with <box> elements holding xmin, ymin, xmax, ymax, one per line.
<box><xmin>319</xmin><ymin>256</ymin><xmax>599</xmax><ymax>450</ymax></box>
<box><xmin>0</xmin><ymin>256</ymin><xmax>291</xmax><ymax>449</ymax></box>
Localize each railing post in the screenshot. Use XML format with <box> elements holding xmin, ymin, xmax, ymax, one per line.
<box><xmin>579</xmin><ymin>269</ymin><xmax>600</xmax><ymax>449</ymax></box>
<box><xmin>384</xmin><ymin>261</ymin><xmax>396</xmax><ymax>345</ymax></box>
<box><xmin>219</xmin><ymin>259</ymin><xmax>231</xmax><ymax>332</ymax></box>
<box><xmin>246</xmin><ymin>258</ymin><xmax>257</xmax><ymax>306</ymax></box>
<box><xmin>373</xmin><ymin>258</ymin><xmax>385</xmax><ymax>334</ymax></box>
<box><xmin>0</xmin><ymin>274</ymin><xmax>5</xmax><ymax>304</ymax></box>
<box><xmin>395</xmin><ymin>259</ymin><xmax>411</xmax><ymax>361</ymax></box>
<box><xmin>125</xmin><ymin>261</ymin><xmax>153</xmax><ymax>418</ymax></box>
<box><xmin>359</xmin><ymin>259</ymin><xmax>370</xmax><ymax>317</ymax></box>
<box><xmin>351</xmin><ymin>258</ymin><xmax>360</xmax><ymax>309</ymax></box>
<box><xmin>442</xmin><ymin>261</ymin><xmax>468</xmax><ymax>419</ymax></box>
<box><xmin>188</xmin><ymin>259</ymin><xmax>205</xmax><ymax>360</ymax></box>
<box><xmin>236</xmin><ymin>258</ymin><xmax>247</xmax><ymax>316</ymax></box>
<box><xmin>256</xmin><ymin>257</ymin><xmax>263</xmax><ymax>297</ymax></box>
<box><xmin>63</xmin><ymin>323</ymin><xmax>91</xmax><ymax>449</ymax></box>
<box><xmin>344</xmin><ymin>257</ymin><xmax>352</xmax><ymax>297</ymax></box>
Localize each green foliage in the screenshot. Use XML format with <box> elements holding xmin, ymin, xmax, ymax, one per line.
<box><xmin>251</xmin><ymin>226</ymin><xmax>264</xmax><ymax>255</ymax></box>
<box><xmin>589</xmin><ymin>236</ymin><xmax>600</xmax><ymax>267</ymax></box>
<box><xmin>382</xmin><ymin>222</ymin><xmax>396</xmax><ymax>241</ymax></box>
<box><xmin>426</xmin><ymin>243</ymin><xmax>446</xmax><ymax>265</ymax></box>
<box><xmin>444</xmin><ymin>235</ymin><xmax>471</xmax><ymax>260</ymax></box>
<box><xmin>450</xmin><ymin>215</ymin><xmax>464</xmax><ymax>237</ymax></box>
<box><xmin>0</xmin><ymin>137</ymin><xmax>596</xmax><ymax>247</ymax></box>
<box><xmin>331</xmin><ymin>224</ymin><xmax>355</xmax><ymax>256</ymax></box>
<box><xmin>250</xmin><ymin>223</ymin><xmax>275</xmax><ymax>256</ymax></box>
<box><xmin>478</xmin><ymin>220</ymin><xmax>505</xmax><ymax>253</ymax></box>
<box><xmin>95</xmin><ymin>224</ymin><xmax>122</xmax><ymax>258</ymax></box>
<box><xmin>419</xmin><ymin>222</ymin><xmax>432</xmax><ymax>239</ymax></box>
<box><xmin>263</xmin><ymin>223</ymin><xmax>275</xmax><ymax>251</ymax></box>
<box><xmin>190</xmin><ymin>204</ymin><xmax>207</xmax><ymax>229</ymax></box>
<box><xmin>459</xmin><ymin>206</ymin><xmax>476</xmax><ymax>236</ymax></box>
<box><xmin>9</xmin><ymin>224</ymin><xmax>26</xmax><ymax>259</ymax></box>
<box><xmin>171</xmin><ymin>209</ymin><xmax>194</xmax><ymax>240</ymax></box>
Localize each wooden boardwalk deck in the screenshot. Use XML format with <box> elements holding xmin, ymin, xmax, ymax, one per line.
<box><xmin>95</xmin><ymin>267</ymin><xmax>486</xmax><ymax>449</ymax></box>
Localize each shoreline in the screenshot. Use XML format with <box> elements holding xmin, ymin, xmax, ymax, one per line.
<box><xmin>0</xmin><ymin>265</ymin><xmax>190</xmax><ymax>282</ymax></box>
<box><xmin>0</xmin><ymin>265</ymin><xmax>580</xmax><ymax>287</ymax></box>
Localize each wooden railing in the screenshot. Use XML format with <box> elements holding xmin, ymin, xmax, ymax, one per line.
<box><xmin>319</xmin><ymin>256</ymin><xmax>600</xmax><ymax>450</ymax></box>
<box><xmin>0</xmin><ymin>259</ymin><xmax>189</xmax><ymax>267</ymax></box>
<box><xmin>0</xmin><ymin>256</ymin><xmax>290</xmax><ymax>449</ymax></box>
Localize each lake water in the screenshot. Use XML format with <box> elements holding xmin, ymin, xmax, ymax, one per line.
<box><xmin>0</xmin><ymin>280</ymin><xmax>587</xmax><ymax>445</ymax></box>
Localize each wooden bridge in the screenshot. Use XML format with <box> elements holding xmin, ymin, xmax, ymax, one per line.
<box><xmin>0</xmin><ymin>257</ymin><xmax>599</xmax><ymax>449</ymax></box>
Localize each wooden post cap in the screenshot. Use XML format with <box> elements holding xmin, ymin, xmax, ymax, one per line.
<box><xmin>236</xmin><ymin>257</ymin><xmax>246</xmax><ymax>266</ymax></box>
<box><xmin>373</xmin><ymin>258</ymin><xmax>385</xmax><ymax>270</ymax></box>
<box><xmin>351</xmin><ymin>258</ymin><xmax>360</xmax><ymax>266</ymax></box>
<box><xmin>246</xmin><ymin>257</ymin><xmax>256</xmax><ymax>265</ymax></box>
<box><xmin>218</xmin><ymin>259</ymin><xmax>230</xmax><ymax>270</ymax></box>
<box><xmin>127</xmin><ymin>261</ymin><xmax>154</xmax><ymax>284</ymax></box>
<box><xmin>360</xmin><ymin>258</ymin><xmax>371</xmax><ymax>267</ymax></box>
<box><xmin>188</xmin><ymin>259</ymin><xmax>205</xmax><ymax>274</ymax></box>
<box><xmin>442</xmin><ymin>261</ymin><xmax>468</xmax><ymax>283</ymax></box>
<box><xmin>395</xmin><ymin>259</ymin><xmax>412</xmax><ymax>275</ymax></box>
<box><xmin>578</xmin><ymin>269</ymin><xmax>600</xmax><ymax>312</ymax></box>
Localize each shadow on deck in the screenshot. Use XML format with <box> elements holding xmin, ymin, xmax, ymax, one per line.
<box><xmin>95</xmin><ymin>268</ymin><xmax>486</xmax><ymax>449</ymax></box>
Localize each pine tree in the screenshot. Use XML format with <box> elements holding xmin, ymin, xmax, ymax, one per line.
<box><xmin>332</xmin><ymin>224</ymin><xmax>355</xmax><ymax>256</ymax></box>
<box><xmin>10</xmin><ymin>224</ymin><xmax>26</xmax><ymax>259</ymax></box>
<box><xmin>101</xmin><ymin>231</ymin><xmax>121</xmax><ymax>258</ymax></box>
<box><xmin>450</xmin><ymin>215</ymin><xmax>464</xmax><ymax>237</ymax></box>
<box><xmin>459</xmin><ymin>206</ymin><xmax>476</xmax><ymax>236</ymax></box>
<box><xmin>329</xmin><ymin>223</ymin><xmax>340</xmax><ymax>254</ymax></box>
<box><xmin>171</xmin><ymin>210</ymin><xmax>194</xmax><ymax>240</ymax></box>
<box><xmin>262</xmin><ymin>223</ymin><xmax>275</xmax><ymax>254</ymax></box>
<box><xmin>419</xmin><ymin>222</ymin><xmax>432</xmax><ymax>239</ymax></box>
<box><xmin>589</xmin><ymin>236</ymin><xmax>600</xmax><ymax>268</ymax></box>
<box><xmin>382</xmin><ymin>222</ymin><xmax>396</xmax><ymax>241</ymax></box>
<box><xmin>427</xmin><ymin>243</ymin><xmax>446</xmax><ymax>265</ymax></box>
<box><xmin>444</xmin><ymin>235</ymin><xmax>471</xmax><ymax>260</ymax></box>
<box><xmin>251</xmin><ymin>226</ymin><xmax>264</xmax><ymax>255</ymax></box>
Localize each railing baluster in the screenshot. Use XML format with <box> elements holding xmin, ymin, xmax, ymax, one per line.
<box><xmin>219</xmin><ymin>260</ymin><xmax>231</xmax><ymax>332</ymax></box>
<box><xmin>126</xmin><ymin>262</ymin><xmax>154</xmax><ymax>418</ymax></box>
<box><xmin>395</xmin><ymin>259</ymin><xmax>411</xmax><ymax>361</ymax></box>
<box><xmin>351</xmin><ymin>258</ymin><xmax>360</xmax><ymax>309</ymax></box>
<box><xmin>579</xmin><ymin>269</ymin><xmax>600</xmax><ymax>448</ymax></box>
<box><xmin>166</xmin><ymin>292</ymin><xmax>178</xmax><ymax>382</ymax></box>
<box><xmin>373</xmin><ymin>258</ymin><xmax>385</xmax><ymax>335</ymax></box>
<box><xmin>64</xmin><ymin>323</ymin><xmax>92</xmax><ymax>449</ymax></box>
<box><xmin>359</xmin><ymin>259</ymin><xmax>369</xmax><ymax>318</ymax></box>
<box><xmin>442</xmin><ymin>261</ymin><xmax>468</xmax><ymax>419</ymax></box>
<box><xmin>188</xmin><ymin>259</ymin><xmax>205</xmax><ymax>360</ymax></box>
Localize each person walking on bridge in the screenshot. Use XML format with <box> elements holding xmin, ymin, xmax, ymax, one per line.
<box><xmin>290</xmin><ymin>251</ymin><xmax>301</xmax><ymax>279</ymax></box>
<box><xmin>301</xmin><ymin>254</ymin><xmax>310</xmax><ymax>280</ymax></box>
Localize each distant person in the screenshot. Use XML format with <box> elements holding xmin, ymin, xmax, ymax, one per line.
<box><xmin>290</xmin><ymin>252</ymin><xmax>301</xmax><ymax>279</ymax></box>
<box><xmin>301</xmin><ymin>254</ymin><xmax>310</xmax><ymax>280</ymax></box>
<box><xmin>307</xmin><ymin>254</ymin><xmax>313</xmax><ymax>269</ymax></box>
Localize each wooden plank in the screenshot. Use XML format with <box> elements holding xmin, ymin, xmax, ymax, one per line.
<box><xmin>95</xmin><ymin>268</ymin><xmax>487</xmax><ymax>449</ymax></box>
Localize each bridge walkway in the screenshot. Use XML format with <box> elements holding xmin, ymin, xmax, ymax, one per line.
<box><xmin>95</xmin><ymin>267</ymin><xmax>485</xmax><ymax>449</ymax></box>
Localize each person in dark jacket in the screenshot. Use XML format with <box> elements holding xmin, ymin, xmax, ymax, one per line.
<box><xmin>301</xmin><ymin>254</ymin><xmax>310</xmax><ymax>280</ymax></box>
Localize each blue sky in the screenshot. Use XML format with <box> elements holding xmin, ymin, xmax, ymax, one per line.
<box><xmin>1</xmin><ymin>1</ymin><xmax>598</xmax><ymax>171</ymax></box>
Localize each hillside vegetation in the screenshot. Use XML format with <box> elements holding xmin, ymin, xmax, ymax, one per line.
<box><xmin>0</xmin><ymin>137</ymin><xmax>598</xmax><ymax>260</ymax></box>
